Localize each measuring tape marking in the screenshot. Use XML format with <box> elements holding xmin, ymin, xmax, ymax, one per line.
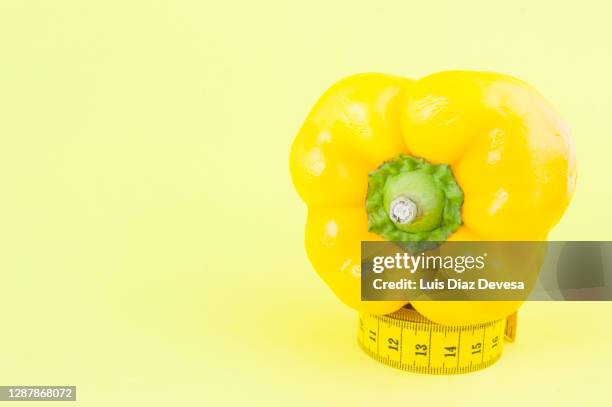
<box><xmin>357</xmin><ymin>309</ymin><xmax>507</xmax><ymax>374</ymax></box>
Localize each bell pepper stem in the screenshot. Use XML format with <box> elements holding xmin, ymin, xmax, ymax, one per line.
<box><xmin>389</xmin><ymin>196</ymin><xmax>417</xmax><ymax>224</ymax></box>
<box><xmin>365</xmin><ymin>154</ymin><xmax>464</xmax><ymax>242</ymax></box>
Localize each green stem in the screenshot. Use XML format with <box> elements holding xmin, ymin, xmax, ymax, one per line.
<box><xmin>365</xmin><ymin>155</ymin><xmax>463</xmax><ymax>242</ymax></box>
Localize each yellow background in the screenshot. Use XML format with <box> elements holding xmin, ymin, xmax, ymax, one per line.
<box><xmin>1</xmin><ymin>1</ymin><xmax>611</xmax><ymax>405</ymax></box>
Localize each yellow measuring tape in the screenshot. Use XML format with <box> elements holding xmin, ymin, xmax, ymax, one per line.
<box><xmin>358</xmin><ymin>306</ymin><xmax>517</xmax><ymax>374</ymax></box>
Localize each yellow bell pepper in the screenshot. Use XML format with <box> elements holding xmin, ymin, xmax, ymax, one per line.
<box><xmin>289</xmin><ymin>71</ymin><xmax>576</xmax><ymax>324</ymax></box>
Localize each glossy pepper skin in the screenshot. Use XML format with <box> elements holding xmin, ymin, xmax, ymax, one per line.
<box><xmin>290</xmin><ymin>71</ymin><xmax>576</xmax><ymax>324</ymax></box>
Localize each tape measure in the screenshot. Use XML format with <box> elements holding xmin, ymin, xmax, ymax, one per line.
<box><xmin>358</xmin><ymin>306</ymin><xmax>517</xmax><ymax>374</ymax></box>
